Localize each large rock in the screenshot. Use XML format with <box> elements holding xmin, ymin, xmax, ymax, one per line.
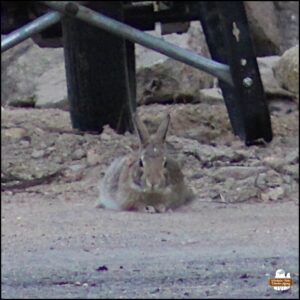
<box><xmin>257</xmin><ymin>56</ymin><xmax>294</xmax><ymax>98</ymax></box>
<box><xmin>136</xmin><ymin>22</ymin><xmax>214</xmax><ymax>105</ymax></box>
<box><xmin>273</xmin><ymin>45</ymin><xmax>299</xmax><ymax>99</ymax></box>
<box><xmin>244</xmin><ymin>1</ymin><xmax>281</xmax><ymax>56</ymax></box>
<box><xmin>1</xmin><ymin>38</ymin><xmax>65</xmax><ymax>107</ymax></box>
<box><xmin>136</xmin><ymin>58</ymin><xmax>214</xmax><ymax>105</ymax></box>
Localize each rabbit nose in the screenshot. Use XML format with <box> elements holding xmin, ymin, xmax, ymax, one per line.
<box><xmin>146</xmin><ymin>179</ymin><xmax>154</xmax><ymax>190</ymax></box>
<box><xmin>146</xmin><ymin>178</ymin><xmax>162</xmax><ymax>190</ymax></box>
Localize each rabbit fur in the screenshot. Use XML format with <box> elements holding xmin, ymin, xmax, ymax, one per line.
<box><xmin>96</xmin><ymin>113</ymin><xmax>194</xmax><ymax>212</ymax></box>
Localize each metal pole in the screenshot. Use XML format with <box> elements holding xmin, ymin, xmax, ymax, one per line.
<box><xmin>43</xmin><ymin>1</ymin><xmax>233</xmax><ymax>86</ymax></box>
<box><xmin>1</xmin><ymin>11</ymin><xmax>62</xmax><ymax>52</ymax></box>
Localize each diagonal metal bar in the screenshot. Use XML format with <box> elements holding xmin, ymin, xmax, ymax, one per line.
<box><xmin>1</xmin><ymin>10</ymin><xmax>62</xmax><ymax>52</ymax></box>
<box><xmin>42</xmin><ymin>1</ymin><xmax>234</xmax><ymax>86</ymax></box>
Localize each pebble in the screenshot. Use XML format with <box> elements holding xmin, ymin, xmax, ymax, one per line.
<box><xmin>68</xmin><ymin>164</ymin><xmax>85</xmax><ymax>172</ymax></box>
<box><xmin>72</xmin><ymin>149</ymin><xmax>86</xmax><ymax>160</ymax></box>
<box><xmin>19</xmin><ymin>140</ymin><xmax>31</xmax><ymax>147</ymax></box>
<box><xmin>267</xmin><ymin>186</ymin><xmax>285</xmax><ymax>201</ymax></box>
<box><xmin>31</xmin><ymin>149</ymin><xmax>45</xmax><ymax>159</ymax></box>
<box><xmin>3</xmin><ymin>127</ymin><xmax>28</xmax><ymax>140</ymax></box>
<box><xmin>87</xmin><ymin>149</ymin><xmax>101</xmax><ymax>166</ymax></box>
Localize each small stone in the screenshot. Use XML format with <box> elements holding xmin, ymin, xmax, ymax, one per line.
<box><xmin>150</xmin><ymin>288</ymin><xmax>160</xmax><ymax>294</ymax></box>
<box><xmin>268</xmin><ymin>187</ymin><xmax>285</xmax><ymax>201</ymax></box>
<box><xmin>82</xmin><ymin>283</ymin><xmax>89</xmax><ymax>288</ymax></box>
<box><xmin>45</xmin><ymin>147</ymin><xmax>56</xmax><ymax>155</ymax></box>
<box><xmin>75</xmin><ymin>281</ymin><xmax>81</xmax><ymax>286</ymax></box>
<box><xmin>68</xmin><ymin>164</ymin><xmax>85</xmax><ymax>172</ymax></box>
<box><xmin>260</xmin><ymin>193</ymin><xmax>269</xmax><ymax>202</ymax></box>
<box><xmin>199</xmin><ymin>88</ymin><xmax>223</xmax><ymax>103</ymax></box>
<box><xmin>19</xmin><ymin>140</ymin><xmax>30</xmax><ymax>147</ymax></box>
<box><xmin>72</xmin><ymin>149</ymin><xmax>85</xmax><ymax>160</ymax></box>
<box><xmin>284</xmin><ymin>150</ymin><xmax>299</xmax><ymax>164</ymax></box>
<box><xmin>3</xmin><ymin>127</ymin><xmax>28</xmax><ymax>140</ymax></box>
<box><xmin>100</xmin><ymin>132</ymin><xmax>112</xmax><ymax>141</ymax></box>
<box><xmin>31</xmin><ymin>149</ymin><xmax>45</xmax><ymax>159</ymax></box>
<box><xmin>87</xmin><ymin>149</ymin><xmax>101</xmax><ymax>166</ymax></box>
<box><xmin>282</xmin><ymin>165</ymin><xmax>299</xmax><ymax>180</ymax></box>
<box><xmin>53</xmin><ymin>156</ymin><xmax>64</xmax><ymax>164</ymax></box>
<box><xmin>263</xmin><ymin>156</ymin><xmax>284</xmax><ymax>170</ymax></box>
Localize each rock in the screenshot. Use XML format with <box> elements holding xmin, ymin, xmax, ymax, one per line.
<box><xmin>263</xmin><ymin>150</ymin><xmax>298</xmax><ymax>172</ymax></box>
<box><xmin>284</xmin><ymin>150</ymin><xmax>299</xmax><ymax>165</ymax></box>
<box><xmin>257</xmin><ymin>56</ymin><xmax>294</xmax><ymax>98</ymax></box>
<box><xmin>281</xmin><ymin>165</ymin><xmax>299</xmax><ymax>181</ymax></box>
<box><xmin>19</xmin><ymin>140</ymin><xmax>31</xmax><ymax>147</ymax></box>
<box><xmin>199</xmin><ymin>88</ymin><xmax>223</xmax><ymax>104</ymax></box>
<box><xmin>31</xmin><ymin>149</ymin><xmax>45</xmax><ymax>159</ymax></box>
<box><xmin>244</xmin><ymin>1</ymin><xmax>281</xmax><ymax>56</ymax></box>
<box><xmin>274</xmin><ymin>45</ymin><xmax>299</xmax><ymax>99</ymax></box>
<box><xmin>259</xmin><ymin>169</ymin><xmax>284</xmax><ymax>187</ymax></box>
<box><xmin>63</xmin><ymin>167</ymin><xmax>84</xmax><ymax>182</ymax></box>
<box><xmin>266</xmin><ymin>186</ymin><xmax>285</xmax><ymax>201</ymax></box>
<box><xmin>136</xmin><ymin>58</ymin><xmax>213</xmax><ymax>105</ymax></box>
<box><xmin>34</xmin><ymin>62</ymin><xmax>68</xmax><ymax>109</ymax></box>
<box><xmin>214</xmin><ymin>177</ymin><xmax>258</xmax><ymax>203</ymax></box>
<box><xmin>136</xmin><ymin>22</ymin><xmax>214</xmax><ymax>105</ymax></box>
<box><xmin>212</xmin><ymin>166</ymin><xmax>266</xmax><ymax>181</ymax></box>
<box><xmin>68</xmin><ymin>164</ymin><xmax>85</xmax><ymax>172</ymax></box>
<box><xmin>263</xmin><ymin>156</ymin><xmax>285</xmax><ymax>170</ymax></box>
<box><xmin>2</xmin><ymin>127</ymin><xmax>28</xmax><ymax>140</ymax></box>
<box><xmin>87</xmin><ymin>149</ymin><xmax>101</xmax><ymax>166</ymax></box>
<box><xmin>72</xmin><ymin>149</ymin><xmax>86</xmax><ymax>160</ymax></box>
<box><xmin>1</xmin><ymin>38</ymin><xmax>65</xmax><ymax>107</ymax></box>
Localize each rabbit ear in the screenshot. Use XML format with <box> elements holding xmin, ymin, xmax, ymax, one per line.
<box><xmin>155</xmin><ymin>113</ymin><xmax>170</xmax><ymax>142</ymax></box>
<box><xmin>132</xmin><ymin>113</ymin><xmax>150</xmax><ymax>145</ymax></box>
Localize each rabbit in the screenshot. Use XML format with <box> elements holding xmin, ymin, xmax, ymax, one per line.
<box><xmin>96</xmin><ymin>113</ymin><xmax>195</xmax><ymax>213</ymax></box>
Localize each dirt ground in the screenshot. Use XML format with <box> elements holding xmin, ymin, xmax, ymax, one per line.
<box><xmin>1</xmin><ymin>100</ymin><xmax>299</xmax><ymax>298</ymax></box>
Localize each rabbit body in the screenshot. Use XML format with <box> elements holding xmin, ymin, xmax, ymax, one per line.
<box><xmin>96</xmin><ymin>114</ymin><xmax>194</xmax><ymax>212</ymax></box>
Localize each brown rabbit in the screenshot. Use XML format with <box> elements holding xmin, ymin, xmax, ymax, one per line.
<box><xmin>96</xmin><ymin>113</ymin><xmax>194</xmax><ymax>212</ymax></box>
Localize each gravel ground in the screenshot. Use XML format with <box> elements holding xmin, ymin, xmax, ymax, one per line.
<box><xmin>1</xmin><ymin>101</ymin><xmax>299</xmax><ymax>298</ymax></box>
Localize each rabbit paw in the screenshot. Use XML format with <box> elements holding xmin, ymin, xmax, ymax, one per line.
<box><xmin>155</xmin><ymin>204</ymin><xmax>167</xmax><ymax>213</ymax></box>
<box><xmin>144</xmin><ymin>205</ymin><xmax>156</xmax><ymax>214</ymax></box>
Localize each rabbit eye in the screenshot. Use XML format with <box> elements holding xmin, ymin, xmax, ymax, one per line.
<box><xmin>163</xmin><ymin>158</ymin><xmax>167</xmax><ymax>168</ymax></box>
<box><xmin>139</xmin><ymin>159</ymin><xmax>144</xmax><ymax>167</ymax></box>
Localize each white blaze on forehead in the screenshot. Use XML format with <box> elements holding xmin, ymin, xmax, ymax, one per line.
<box><xmin>153</xmin><ymin>147</ymin><xmax>157</xmax><ymax>153</ymax></box>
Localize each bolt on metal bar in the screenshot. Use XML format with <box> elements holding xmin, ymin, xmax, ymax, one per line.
<box><xmin>1</xmin><ymin>11</ymin><xmax>62</xmax><ymax>52</ymax></box>
<box><xmin>43</xmin><ymin>1</ymin><xmax>233</xmax><ymax>86</ymax></box>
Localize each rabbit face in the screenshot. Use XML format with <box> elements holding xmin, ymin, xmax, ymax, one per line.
<box><xmin>134</xmin><ymin>142</ymin><xmax>169</xmax><ymax>192</ymax></box>
<box><xmin>128</xmin><ymin>113</ymin><xmax>172</xmax><ymax>193</ymax></box>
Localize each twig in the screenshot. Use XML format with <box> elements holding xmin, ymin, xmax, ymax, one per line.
<box><xmin>1</xmin><ymin>169</ymin><xmax>64</xmax><ymax>191</ymax></box>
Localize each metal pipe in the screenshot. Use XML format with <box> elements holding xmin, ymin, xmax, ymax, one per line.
<box><xmin>1</xmin><ymin>11</ymin><xmax>62</xmax><ymax>52</ymax></box>
<box><xmin>43</xmin><ymin>1</ymin><xmax>233</xmax><ymax>86</ymax></box>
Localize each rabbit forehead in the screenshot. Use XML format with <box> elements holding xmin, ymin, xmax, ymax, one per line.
<box><xmin>141</xmin><ymin>142</ymin><xmax>165</xmax><ymax>159</ymax></box>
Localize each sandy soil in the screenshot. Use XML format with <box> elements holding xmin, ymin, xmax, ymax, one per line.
<box><xmin>1</xmin><ymin>101</ymin><xmax>299</xmax><ymax>298</ymax></box>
